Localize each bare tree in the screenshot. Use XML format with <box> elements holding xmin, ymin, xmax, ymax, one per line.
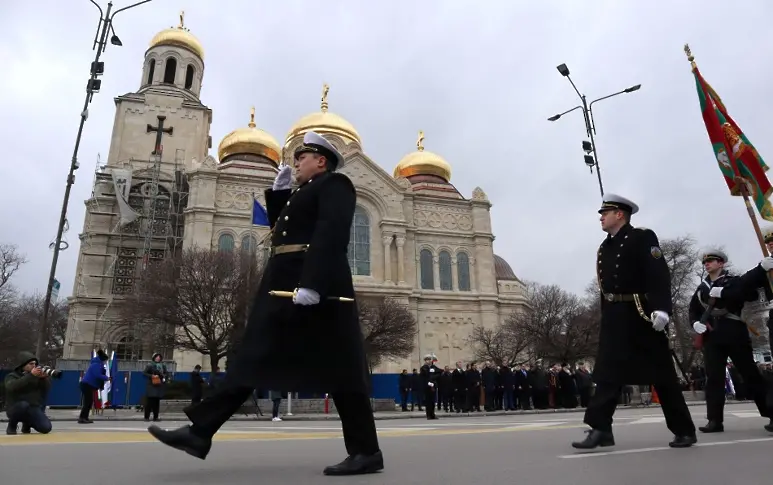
<box><xmin>121</xmin><ymin>248</ymin><xmax>263</xmax><ymax>371</ymax></box>
<box><xmin>465</xmin><ymin>313</ymin><xmax>531</xmax><ymax>366</ymax></box>
<box><xmin>515</xmin><ymin>282</ymin><xmax>600</xmax><ymax>365</ymax></box>
<box><xmin>0</xmin><ymin>243</ymin><xmax>27</xmax><ymax>306</ymax></box>
<box><xmin>0</xmin><ymin>294</ymin><xmax>68</xmax><ymax>368</ymax></box>
<box><xmin>358</xmin><ymin>296</ymin><xmax>417</xmax><ymax>371</ymax></box>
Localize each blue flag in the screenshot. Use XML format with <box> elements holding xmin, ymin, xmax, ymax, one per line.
<box><xmin>252</xmin><ymin>198</ymin><xmax>269</xmax><ymax>226</ymax></box>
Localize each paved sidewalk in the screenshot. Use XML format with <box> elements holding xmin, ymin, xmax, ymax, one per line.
<box><xmin>1</xmin><ymin>399</ymin><xmax>751</xmax><ymax>422</ymax></box>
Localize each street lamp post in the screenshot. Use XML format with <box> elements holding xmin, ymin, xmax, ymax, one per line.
<box><xmin>547</xmin><ymin>62</ymin><xmax>641</xmax><ymax>197</ymax></box>
<box><xmin>36</xmin><ymin>0</ymin><xmax>154</xmax><ymax>358</ymax></box>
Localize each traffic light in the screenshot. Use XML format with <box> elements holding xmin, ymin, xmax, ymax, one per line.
<box><xmin>582</xmin><ymin>140</ymin><xmax>595</xmax><ymax>171</ymax></box>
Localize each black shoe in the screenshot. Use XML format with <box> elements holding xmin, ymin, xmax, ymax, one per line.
<box><xmin>6</xmin><ymin>423</ymin><xmax>17</xmax><ymax>435</ymax></box>
<box><xmin>77</xmin><ymin>418</ymin><xmax>93</xmax><ymax>424</ymax></box>
<box><xmin>668</xmin><ymin>434</ymin><xmax>697</xmax><ymax>448</ymax></box>
<box><xmin>147</xmin><ymin>425</ymin><xmax>212</xmax><ymax>460</ymax></box>
<box><xmin>698</xmin><ymin>421</ymin><xmax>724</xmax><ymax>433</ymax></box>
<box><xmin>571</xmin><ymin>429</ymin><xmax>615</xmax><ymax>449</ymax></box>
<box><xmin>764</xmin><ymin>419</ymin><xmax>773</xmax><ymax>433</ymax></box>
<box><xmin>323</xmin><ymin>451</ymin><xmax>384</xmax><ymax>476</ymax></box>
<box><xmin>20</xmin><ymin>424</ymin><xmax>31</xmax><ymax>434</ymax></box>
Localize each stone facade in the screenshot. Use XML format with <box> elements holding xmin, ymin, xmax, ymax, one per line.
<box><xmin>63</xmin><ymin>20</ymin><xmax>528</xmax><ymax>373</ymax></box>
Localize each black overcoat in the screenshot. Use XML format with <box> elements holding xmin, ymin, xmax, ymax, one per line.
<box><xmin>227</xmin><ymin>170</ymin><xmax>370</xmax><ymax>395</ymax></box>
<box><xmin>592</xmin><ymin>223</ymin><xmax>674</xmax><ymax>385</ymax></box>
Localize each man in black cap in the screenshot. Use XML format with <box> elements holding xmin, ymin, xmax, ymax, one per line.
<box><xmin>694</xmin><ymin>248</ymin><xmax>773</xmax><ymax>433</ymax></box>
<box><xmin>572</xmin><ymin>194</ymin><xmax>697</xmax><ymax>449</ymax></box>
<box><xmin>148</xmin><ymin>131</ymin><xmax>383</xmax><ymax>476</ymax></box>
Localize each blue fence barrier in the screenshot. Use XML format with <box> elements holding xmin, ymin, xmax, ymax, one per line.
<box><xmin>1</xmin><ymin>370</ymin><xmax>403</xmax><ymax>408</ymax></box>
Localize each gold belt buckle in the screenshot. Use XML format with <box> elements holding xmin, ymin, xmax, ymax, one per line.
<box><xmin>605</xmin><ymin>293</ymin><xmax>615</xmax><ymax>302</ymax></box>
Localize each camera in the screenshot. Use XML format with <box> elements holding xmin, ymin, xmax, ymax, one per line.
<box><xmin>37</xmin><ymin>365</ymin><xmax>63</xmax><ymax>379</ymax></box>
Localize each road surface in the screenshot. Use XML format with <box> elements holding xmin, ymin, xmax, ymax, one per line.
<box><xmin>1</xmin><ymin>404</ymin><xmax>770</xmax><ymax>485</ymax></box>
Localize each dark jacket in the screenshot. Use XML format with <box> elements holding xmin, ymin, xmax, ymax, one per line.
<box><xmin>593</xmin><ymin>224</ymin><xmax>673</xmax><ymax>385</ymax></box>
<box><xmin>143</xmin><ymin>353</ymin><xmax>169</xmax><ymax>399</ymax></box>
<box><xmin>3</xmin><ymin>352</ymin><xmax>51</xmax><ymax>408</ymax></box>
<box><xmin>82</xmin><ymin>355</ymin><xmax>110</xmax><ymax>389</ymax></box>
<box><xmin>223</xmin><ymin>171</ymin><xmax>370</xmax><ymax>394</ymax></box>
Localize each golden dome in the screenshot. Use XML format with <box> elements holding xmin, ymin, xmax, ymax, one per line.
<box><xmin>393</xmin><ymin>131</ymin><xmax>452</xmax><ymax>183</ymax></box>
<box><xmin>285</xmin><ymin>84</ymin><xmax>361</xmax><ymax>145</ymax></box>
<box><xmin>148</xmin><ymin>11</ymin><xmax>204</xmax><ymax>60</ymax></box>
<box><xmin>218</xmin><ymin>107</ymin><xmax>282</xmax><ymax>164</ymax></box>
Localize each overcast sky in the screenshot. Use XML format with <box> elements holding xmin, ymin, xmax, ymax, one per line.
<box><xmin>2</xmin><ymin>0</ymin><xmax>773</xmax><ymax>300</ymax></box>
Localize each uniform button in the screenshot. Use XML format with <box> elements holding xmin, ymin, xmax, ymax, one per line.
<box><xmin>617</xmin><ymin>254</ymin><xmax>620</xmax><ymax>258</ymax></box>
<box><xmin>615</xmin><ymin>264</ymin><xmax>619</xmax><ymax>268</ymax></box>
<box><xmin>286</xmin><ymin>201</ymin><xmax>291</xmax><ymax>206</ymax></box>
<box><xmin>284</xmin><ymin>216</ymin><xmax>289</xmax><ymax>221</ymax></box>
<box><xmin>282</xmin><ymin>231</ymin><xmax>287</xmax><ymax>236</ymax></box>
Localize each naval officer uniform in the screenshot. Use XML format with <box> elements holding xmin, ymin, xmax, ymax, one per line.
<box><xmin>148</xmin><ymin>131</ymin><xmax>383</xmax><ymax>476</ymax></box>
<box><xmin>572</xmin><ymin>194</ymin><xmax>697</xmax><ymax>450</ymax></box>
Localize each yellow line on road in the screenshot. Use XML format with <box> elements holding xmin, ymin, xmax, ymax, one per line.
<box><xmin>0</xmin><ymin>423</ymin><xmax>587</xmax><ymax>446</ymax></box>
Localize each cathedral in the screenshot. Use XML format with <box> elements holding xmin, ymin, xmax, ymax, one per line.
<box><xmin>63</xmin><ymin>16</ymin><xmax>528</xmax><ymax>373</ymax></box>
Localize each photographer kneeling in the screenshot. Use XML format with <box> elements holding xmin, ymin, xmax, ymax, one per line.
<box><xmin>4</xmin><ymin>352</ymin><xmax>53</xmax><ymax>435</ymax></box>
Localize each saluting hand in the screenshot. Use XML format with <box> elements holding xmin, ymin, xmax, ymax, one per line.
<box><xmin>761</xmin><ymin>257</ymin><xmax>773</xmax><ymax>271</ymax></box>
<box><xmin>273</xmin><ymin>164</ymin><xmax>293</xmax><ymax>191</ymax></box>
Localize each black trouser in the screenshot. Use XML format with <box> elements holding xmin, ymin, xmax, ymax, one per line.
<box><xmin>424</xmin><ymin>388</ymin><xmax>436</xmax><ymax>418</ymax></box>
<box><xmin>79</xmin><ymin>382</ymin><xmax>96</xmax><ymax>420</ymax></box>
<box><xmin>186</xmin><ymin>385</ymin><xmax>380</xmax><ymax>456</ymax></box>
<box><xmin>145</xmin><ymin>397</ymin><xmax>161</xmax><ymax>420</ymax></box>
<box><xmin>6</xmin><ymin>402</ymin><xmax>52</xmax><ymax>434</ymax></box>
<box><xmin>454</xmin><ymin>389</ymin><xmax>467</xmax><ymax>411</ymax></box>
<box><xmin>579</xmin><ymin>388</ymin><xmax>592</xmax><ymax>408</ymax></box>
<box><xmin>704</xmin><ymin>337</ymin><xmax>772</xmax><ymax>423</ymax></box>
<box><xmin>271</xmin><ymin>398</ymin><xmax>281</xmax><ymax>418</ymax></box>
<box><xmin>584</xmin><ymin>361</ymin><xmax>695</xmax><ymax>436</ymax></box>
<box><xmin>399</xmin><ymin>389</ymin><xmax>409</xmax><ymax>410</ymax></box>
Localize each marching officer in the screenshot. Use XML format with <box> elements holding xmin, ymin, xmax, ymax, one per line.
<box><xmin>572</xmin><ymin>194</ymin><xmax>697</xmax><ymax>449</ymax></box>
<box><xmin>764</xmin><ymin>229</ymin><xmax>773</xmax><ymax>348</ymax></box>
<box><xmin>147</xmin><ymin>131</ymin><xmax>384</xmax><ymax>476</ymax></box>
<box><xmin>694</xmin><ymin>248</ymin><xmax>773</xmax><ymax>433</ymax></box>
<box><xmin>420</xmin><ymin>354</ymin><xmax>441</xmax><ymax>420</ymax></box>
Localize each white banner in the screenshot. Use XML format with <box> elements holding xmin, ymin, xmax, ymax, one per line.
<box><xmin>111</xmin><ymin>168</ymin><xmax>140</xmax><ymax>226</ymax></box>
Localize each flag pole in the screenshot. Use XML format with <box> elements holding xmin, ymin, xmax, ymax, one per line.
<box><xmin>685</xmin><ymin>44</ymin><xmax>770</xmax><ymax>258</ymax></box>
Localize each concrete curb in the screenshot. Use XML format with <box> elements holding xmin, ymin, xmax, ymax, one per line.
<box><xmin>1</xmin><ymin>400</ymin><xmax>753</xmax><ymax>423</ymax></box>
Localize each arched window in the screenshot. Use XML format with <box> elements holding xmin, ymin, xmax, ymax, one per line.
<box><xmin>146</xmin><ymin>59</ymin><xmax>155</xmax><ymax>85</ymax></box>
<box><xmin>115</xmin><ymin>336</ymin><xmax>141</xmax><ymax>361</ymax></box>
<box><xmin>163</xmin><ymin>57</ymin><xmax>177</xmax><ymax>84</ymax></box>
<box><xmin>241</xmin><ymin>234</ymin><xmax>258</xmax><ymax>253</ymax></box>
<box><xmin>218</xmin><ymin>234</ymin><xmax>234</xmax><ymax>252</ymax></box>
<box><xmin>438</xmin><ymin>250</ymin><xmax>452</xmax><ymax>290</ymax></box>
<box><xmin>420</xmin><ymin>249</ymin><xmax>434</xmax><ymax>290</ymax></box>
<box><xmin>184</xmin><ymin>64</ymin><xmax>195</xmax><ymax>89</ymax></box>
<box><xmin>348</xmin><ymin>206</ymin><xmax>370</xmax><ymax>276</ymax></box>
<box><xmin>457</xmin><ymin>252</ymin><xmax>471</xmax><ymax>291</ymax></box>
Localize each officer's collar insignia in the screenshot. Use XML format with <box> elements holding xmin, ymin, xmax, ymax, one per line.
<box><xmin>650</xmin><ymin>246</ymin><xmax>663</xmax><ymax>259</ymax></box>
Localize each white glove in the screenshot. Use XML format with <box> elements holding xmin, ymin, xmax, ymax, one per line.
<box><xmin>693</xmin><ymin>321</ymin><xmax>707</xmax><ymax>334</ymax></box>
<box><xmin>428</xmin><ymin>382</ymin><xmax>435</xmax><ymax>388</ymax></box>
<box><xmin>709</xmin><ymin>287</ymin><xmax>723</xmax><ymax>298</ymax></box>
<box><xmin>761</xmin><ymin>257</ymin><xmax>773</xmax><ymax>271</ymax></box>
<box><xmin>651</xmin><ymin>310</ymin><xmax>669</xmax><ymax>331</ymax></box>
<box><xmin>293</xmin><ymin>288</ymin><xmax>320</xmax><ymax>306</ymax></box>
<box><xmin>272</xmin><ymin>164</ymin><xmax>293</xmax><ymax>191</ymax></box>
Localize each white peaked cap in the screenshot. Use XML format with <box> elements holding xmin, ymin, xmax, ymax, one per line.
<box><xmin>598</xmin><ymin>193</ymin><xmax>639</xmax><ymax>215</ymax></box>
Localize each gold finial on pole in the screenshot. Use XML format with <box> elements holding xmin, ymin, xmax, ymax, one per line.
<box><xmin>684</xmin><ymin>43</ymin><xmax>697</xmax><ymax>70</ymax></box>
<box><xmin>178</xmin><ymin>10</ymin><xmax>185</xmax><ymax>29</ymax></box>
<box><xmin>249</xmin><ymin>106</ymin><xmax>256</xmax><ymax>128</ymax></box>
<box><xmin>417</xmin><ymin>130</ymin><xmax>425</xmax><ymax>151</ymax></box>
<box><xmin>321</xmin><ymin>83</ymin><xmax>330</xmax><ymax>112</ymax></box>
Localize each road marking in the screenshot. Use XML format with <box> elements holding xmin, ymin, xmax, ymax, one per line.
<box><xmin>730</xmin><ymin>412</ymin><xmax>763</xmax><ymax>418</ymax></box>
<box><xmin>628</xmin><ymin>417</ymin><xmax>665</xmax><ymax>425</ymax></box>
<box><xmin>557</xmin><ymin>437</ymin><xmax>773</xmax><ymax>459</ymax></box>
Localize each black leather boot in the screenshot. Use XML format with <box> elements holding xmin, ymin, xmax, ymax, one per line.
<box><xmin>764</xmin><ymin>419</ymin><xmax>773</xmax><ymax>432</ymax></box>
<box><xmin>147</xmin><ymin>425</ymin><xmax>212</xmax><ymax>460</ymax></box>
<box><xmin>323</xmin><ymin>451</ymin><xmax>384</xmax><ymax>476</ymax></box>
<box><xmin>698</xmin><ymin>421</ymin><xmax>724</xmax><ymax>433</ymax></box>
<box><xmin>668</xmin><ymin>434</ymin><xmax>697</xmax><ymax>448</ymax></box>
<box><xmin>6</xmin><ymin>423</ymin><xmax>17</xmax><ymax>435</ymax></box>
<box><xmin>571</xmin><ymin>429</ymin><xmax>615</xmax><ymax>449</ymax></box>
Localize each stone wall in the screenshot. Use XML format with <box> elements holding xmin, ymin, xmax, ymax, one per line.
<box><xmin>159</xmin><ymin>398</ymin><xmax>397</xmax><ymax>414</ymax></box>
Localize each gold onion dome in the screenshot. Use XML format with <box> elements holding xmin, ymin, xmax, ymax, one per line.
<box><xmin>394</xmin><ymin>131</ymin><xmax>452</xmax><ymax>183</ymax></box>
<box><xmin>285</xmin><ymin>84</ymin><xmax>361</xmax><ymax>145</ymax></box>
<box><xmin>218</xmin><ymin>107</ymin><xmax>281</xmax><ymax>164</ymax></box>
<box><xmin>148</xmin><ymin>11</ymin><xmax>205</xmax><ymax>60</ymax></box>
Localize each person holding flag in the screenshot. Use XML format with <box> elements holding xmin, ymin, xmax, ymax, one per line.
<box><xmin>78</xmin><ymin>349</ymin><xmax>109</xmax><ymax>424</ymax></box>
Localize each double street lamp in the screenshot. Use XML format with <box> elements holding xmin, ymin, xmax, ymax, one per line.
<box><xmin>547</xmin><ymin>63</ymin><xmax>641</xmax><ymax>196</ymax></box>
<box><xmin>36</xmin><ymin>0</ymin><xmax>154</xmax><ymax>357</ymax></box>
